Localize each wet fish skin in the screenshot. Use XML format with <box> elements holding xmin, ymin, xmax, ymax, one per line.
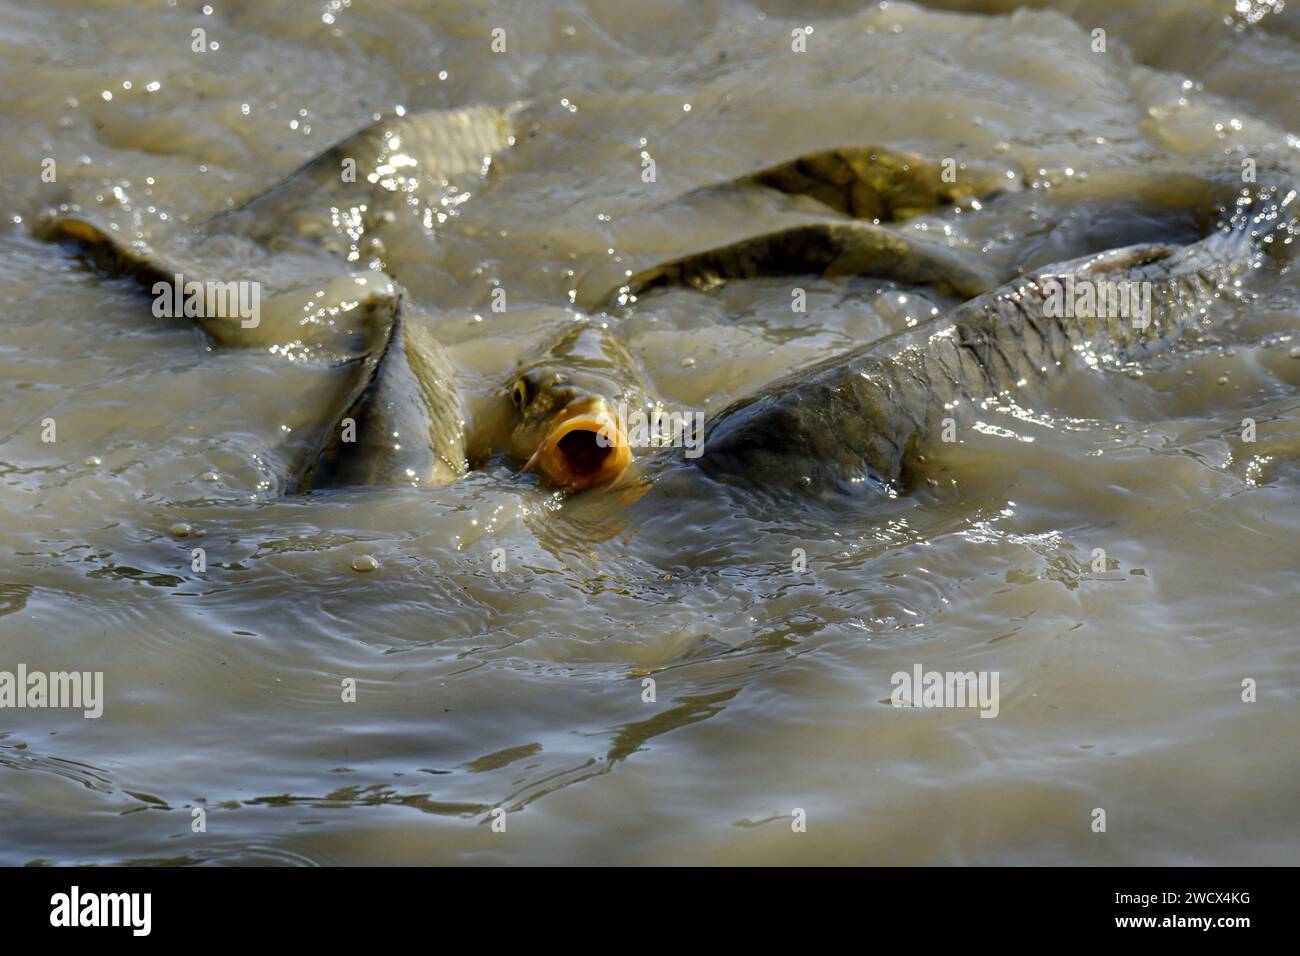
<box><xmin>613</xmin><ymin>220</ymin><xmax>1001</xmax><ymax>303</ymax></box>
<box><xmin>205</xmin><ymin>104</ymin><xmax>519</xmax><ymax>257</ymax></box>
<box><xmin>744</xmin><ymin>146</ymin><xmax>1014</xmax><ymax>222</ymax></box>
<box><xmin>693</xmin><ymin>183</ymin><xmax>1297</xmax><ymax>496</ymax></box>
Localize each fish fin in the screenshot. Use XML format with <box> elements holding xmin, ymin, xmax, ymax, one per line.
<box><xmin>298</xmin><ymin>301</ymin><xmax>469</xmax><ymax>491</ymax></box>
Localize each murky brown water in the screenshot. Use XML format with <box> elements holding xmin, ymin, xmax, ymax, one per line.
<box><xmin>1</xmin><ymin>0</ymin><xmax>1298</xmax><ymax>864</ymax></box>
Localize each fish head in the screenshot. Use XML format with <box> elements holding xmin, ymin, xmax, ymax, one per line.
<box><xmin>503</xmin><ymin>325</ymin><xmax>642</xmax><ymax>491</ymax></box>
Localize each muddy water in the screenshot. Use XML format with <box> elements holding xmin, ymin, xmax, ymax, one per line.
<box><xmin>1</xmin><ymin>0</ymin><xmax>1298</xmax><ymax>865</ymax></box>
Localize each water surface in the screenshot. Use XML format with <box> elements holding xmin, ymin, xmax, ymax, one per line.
<box><xmin>0</xmin><ymin>0</ymin><xmax>1298</xmax><ymax>864</ymax></box>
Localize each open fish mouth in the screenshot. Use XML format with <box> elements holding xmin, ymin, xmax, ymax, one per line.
<box><xmin>523</xmin><ymin>400</ymin><xmax>632</xmax><ymax>491</ymax></box>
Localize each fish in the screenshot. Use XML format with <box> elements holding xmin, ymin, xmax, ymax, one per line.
<box><xmin>501</xmin><ymin>171</ymin><xmax>1297</xmax><ymax>502</ymax></box>
<box><xmin>604</xmin><ymin>146</ymin><xmax>1017</xmax><ymax>306</ymax></box>
<box><xmin>610</xmin><ymin>219</ymin><xmax>1003</xmax><ymax>303</ymax></box>
<box><xmin>36</xmin><ymin>107</ymin><xmax>1293</xmax><ymax>508</ymax></box>
<box><xmin>685</xmin><ymin>177</ymin><xmax>1298</xmax><ymax>497</ymax></box>
<box><xmin>737</xmin><ymin>145</ymin><xmax>1014</xmax><ymax>222</ymax></box>
<box><xmin>205</xmin><ymin>103</ymin><xmax>518</xmax><ymax>260</ymax></box>
<box><xmin>495</xmin><ymin>321</ymin><xmax>662</xmax><ymax>492</ymax></box>
<box><xmin>34</xmin><ymin>105</ymin><xmax>516</xmax><ymax>490</ymax></box>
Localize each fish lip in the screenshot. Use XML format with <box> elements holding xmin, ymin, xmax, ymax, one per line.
<box><xmin>529</xmin><ymin>400</ymin><xmax>632</xmax><ymax>491</ymax></box>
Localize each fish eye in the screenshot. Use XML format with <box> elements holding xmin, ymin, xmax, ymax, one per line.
<box><xmin>511</xmin><ymin>378</ymin><xmax>530</xmax><ymax>408</ymax></box>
